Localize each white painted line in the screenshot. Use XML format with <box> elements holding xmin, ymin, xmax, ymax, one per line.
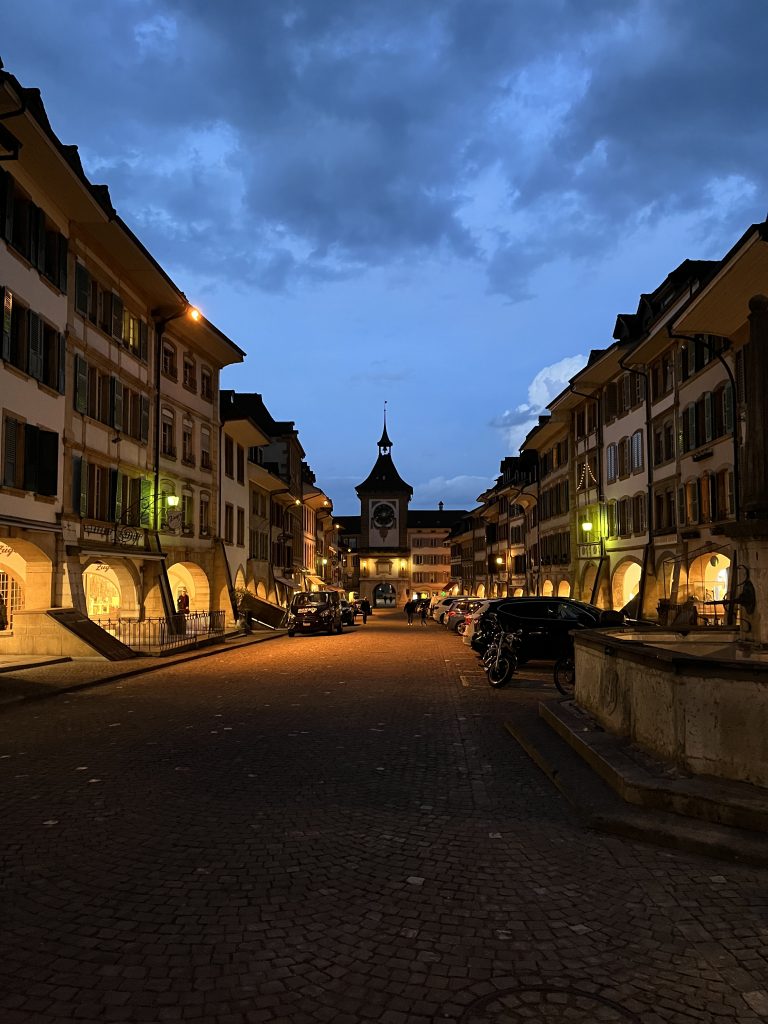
<box><xmin>459</xmin><ymin>675</ymin><xmax>471</xmax><ymax>687</ymax></box>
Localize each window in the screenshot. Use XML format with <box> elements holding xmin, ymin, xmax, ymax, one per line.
<box><xmin>236</xmin><ymin>444</ymin><xmax>245</xmax><ymax>485</ymax></box>
<box><xmin>183</xmin><ymin>356</ymin><xmax>196</xmax><ymax>391</ymax></box>
<box><xmin>181</xmin><ymin>493</ymin><xmax>194</xmax><ymax>535</ymax></box>
<box><xmin>224</xmin><ymin>436</ymin><xmax>234</xmax><ymax>478</ymax></box>
<box><xmin>161</xmin><ymin>342</ymin><xmax>177</xmax><ymax>379</ymax></box>
<box><xmin>1</xmin><ymin>170</ymin><xmax>68</xmax><ymax>291</ymax></box>
<box><xmin>633</xmin><ymin>494</ymin><xmax>646</xmax><ymax>533</ymax></box>
<box><xmin>1</xmin><ymin>289</ymin><xmax>66</xmax><ymax>393</ymax></box>
<box><xmin>161</xmin><ymin>410</ymin><xmax>176</xmax><ymax>458</ymax></box>
<box><xmin>617</xmin><ymin>438</ymin><xmax>630</xmax><ymax>478</ymax></box>
<box><xmin>199</xmin><ymin>495</ymin><xmax>210</xmax><ymax>536</ymax></box>
<box><xmin>182</xmin><ymin>422</ymin><xmax>194</xmax><ymax>466</ymax></box>
<box><xmin>3</xmin><ymin>416</ymin><xmax>58</xmax><ymax>495</ymax></box>
<box><xmin>224</xmin><ymin>503</ymin><xmax>234</xmax><ymax>544</ymax></box>
<box><xmin>236</xmin><ymin>507</ymin><xmax>245</xmax><ymax>547</ymax></box>
<box><xmin>631</xmin><ymin>430</ymin><xmax>644</xmax><ymax>472</ymax></box>
<box><xmin>200</xmin><ymin>427</ymin><xmax>211</xmax><ymax>469</ymax></box>
<box><xmin>200</xmin><ymin>367</ymin><xmax>213</xmax><ymax>400</ymax></box>
<box><xmin>606</xmin><ymin>443</ymin><xmax>618</xmax><ymax>483</ymax></box>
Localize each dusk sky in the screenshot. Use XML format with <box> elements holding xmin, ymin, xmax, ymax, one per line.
<box><xmin>4</xmin><ymin>2</ymin><xmax>768</xmax><ymax>514</ymax></box>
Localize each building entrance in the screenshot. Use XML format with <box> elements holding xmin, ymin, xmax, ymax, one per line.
<box><xmin>373</xmin><ymin>583</ymin><xmax>396</xmax><ymax>608</ymax></box>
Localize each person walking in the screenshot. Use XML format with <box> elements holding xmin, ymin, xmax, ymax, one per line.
<box><xmin>360</xmin><ymin>598</ymin><xmax>370</xmax><ymax>624</ymax></box>
<box><xmin>404</xmin><ymin>599</ymin><xmax>416</xmax><ymax>625</ymax></box>
<box><xmin>419</xmin><ymin>602</ymin><xmax>428</xmax><ymax>626</ymax></box>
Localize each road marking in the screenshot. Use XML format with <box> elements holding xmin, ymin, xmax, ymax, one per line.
<box><xmin>459</xmin><ymin>675</ymin><xmax>471</xmax><ymax>687</ymax></box>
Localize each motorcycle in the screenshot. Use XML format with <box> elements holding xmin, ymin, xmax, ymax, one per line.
<box><xmin>481</xmin><ymin>617</ymin><xmax>522</xmax><ymax>688</ymax></box>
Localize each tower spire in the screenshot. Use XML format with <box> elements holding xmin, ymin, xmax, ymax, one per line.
<box><xmin>377</xmin><ymin>400</ymin><xmax>393</xmax><ymax>453</ymax></box>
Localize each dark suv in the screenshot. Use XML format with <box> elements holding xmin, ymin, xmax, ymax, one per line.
<box><xmin>482</xmin><ymin>597</ymin><xmax>622</xmax><ymax>661</ymax></box>
<box><xmin>287</xmin><ymin>591</ymin><xmax>343</xmax><ymax>636</ymax></box>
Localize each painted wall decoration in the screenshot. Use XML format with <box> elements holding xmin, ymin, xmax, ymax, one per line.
<box><xmin>369</xmin><ymin>500</ymin><xmax>399</xmax><ymax>546</ymax></box>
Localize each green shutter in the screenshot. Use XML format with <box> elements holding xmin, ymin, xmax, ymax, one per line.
<box><xmin>704</xmin><ymin>392</ymin><xmax>713</xmax><ymax>442</ymax></box>
<box><xmin>111</xmin><ymin>295</ymin><xmax>123</xmax><ymax>341</ymax></box>
<box><xmin>74</xmin><ymin>354</ymin><xmax>88</xmax><ymax>413</ymax></box>
<box><xmin>111</xmin><ymin>377</ymin><xmax>124</xmax><ymax>431</ymax></box>
<box><xmin>140</xmin><ymin>477</ymin><xmax>152</xmax><ymax>525</ymax></box>
<box><xmin>27</xmin><ymin>311</ymin><xmax>44</xmax><ymax>381</ymax></box>
<box><xmin>1</xmin><ymin>286</ymin><xmax>11</xmax><ymax>361</ymax></box>
<box><xmin>79</xmin><ymin>457</ymin><xmax>89</xmax><ymax>516</ymax></box>
<box><xmin>23</xmin><ymin>423</ymin><xmax>39</xmax><ymax>492</ymax></box>
<box><xmin>114</xmin><ymin>470</ymin><xmax>123</xmax><ymax>523</ymax></box>
<box><xmin>3</xmin><ymin>416</ymin><xmax>18</xmax><ymax>487</ymax></box>
<box><xmin>139</xmin><ymin>395</ymin><xmax>149</xmax><ymax>442</ymax></box>
<box><xmin>57</xmin><ymin>334</ymin><xmax>66</xmax><ymax>394</ymax></box>
<box><xmin>57</xmin><ymin>234</ymin><xmax>68</xmax><ymax>293</ymax></box>
<box><xmin>688</xmin><ymin>404</ymin><xmax>697</xmax><ymax>449</ymax></box>
<box><xmin>74</xmin><ymin>263</ymin><xmax>89</xmax><ymax>315</ymax></box>
<box><xmin>37</xmin><ymin>429</ymin><xmax>58</xmax><ymax>497</ymax></box>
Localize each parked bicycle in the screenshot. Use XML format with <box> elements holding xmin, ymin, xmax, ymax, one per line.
<box><xmin>553</xmin><ymin>654</ymin><xmax>575</xmax><ymax>697</ymax></box>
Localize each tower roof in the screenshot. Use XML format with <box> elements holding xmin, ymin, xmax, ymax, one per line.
<box><xmin>355</xmin><ymin>451</ymin><xmax>413</xmax><ymax>496</ymax></box>
<box><xmin>377</xmin><ymin>421</ymin><xmax>393</xmax><ymax>449</ymax></box>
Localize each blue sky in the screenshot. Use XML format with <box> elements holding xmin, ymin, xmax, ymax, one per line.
<box><xmin>4</xmin><ymin>1</ymin><xmax>767</xmax><ymax>513</ymax></box>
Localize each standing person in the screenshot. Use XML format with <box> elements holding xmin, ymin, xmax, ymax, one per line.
<box><xmin>404</xmin><ymin>599</ymin><xmax>415</xmax><ymax>625</ymax></box>
<box><xmin>420</xmin><ymin>602</ymin><xmax>428</xmax><ymax>626</ymax></box>
<box><xmin>360</xmin><ymin>598</ymin><xmax>370</xmax><ymax>624</ymax></box>
<box><xmin>177</xmin><ymin>590</ymin><xmax>189</xmax><ymax>615</ymax></box>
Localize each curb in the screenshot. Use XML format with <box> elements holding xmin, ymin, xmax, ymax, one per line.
<box><xmin>0</xmin><ymin>629</ymin><xmax>289</xmax><ymax>711</ymax></box>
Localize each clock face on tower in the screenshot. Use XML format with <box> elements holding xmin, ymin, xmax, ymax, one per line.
<box><xmin>370</xmin><ymin>500</ymin><xmax>398</xmax><ymax>546</ymax></box>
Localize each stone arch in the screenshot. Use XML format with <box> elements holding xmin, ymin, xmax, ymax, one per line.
<box><xmin>167</xmin><ymin>561</ymin><xmax>211</xmax><ymax>614</ymax></box>
<box><xmin>512</xmin><ymin>587</ymin><xmax>525</xmax><ymax>597</ymax></box>
<box><xmin>475</xmin><ymin>583</ymin><xmax>486</xmax><ymax>599</ymax></box>
<box><xmin>541</xmin><ymin>579</ymin><xmax>554</xmax><ymax>597</ymax></box>
<box><xmin>0</xmin><ymin>537</ymin><xmax>53</xmax><ymax>614</ymax></box>
<box><xmin>557</xmin><ymin>580</ymin><xmax>571</xmax><ymax>598</ymax></box>
<box><xmin>581</xmin><ymin>562</ymin><xmax>598</xmax><ymax>603</ymax></box>
<box><xmin>611</xmin><ymin>558</ymin><xmax>642</xmax><ymax>612</ymax></box>
<box><xmin>256</xmin><ymin>580</ymin><xmax>267</xmax><ymax>600</ymax></box>
<box><xmin>233</xmin><ymin>566</ymin><xmax>246</xmax><ymax>591</ymax></box>
<box><xmin>81</xmin><ymin>557</ymin><xmax>140</xmax><ymax>619</ymax></box>
<box><xmin>687</xmin><ymin>549</ymin><xmax>731</xmax><ymax>608</ymax></box>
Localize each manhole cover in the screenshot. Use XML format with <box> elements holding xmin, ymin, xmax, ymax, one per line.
<box><xmin>463</xmin><ymin>987</ymin><xmax>639</xmax><ymax>1023</ymax></box>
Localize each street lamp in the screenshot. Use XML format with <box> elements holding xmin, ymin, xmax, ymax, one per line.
<box><xmin>151</xmin><ymin>300</ymin><xmax>201</xmax><ymax>532</ymax></box>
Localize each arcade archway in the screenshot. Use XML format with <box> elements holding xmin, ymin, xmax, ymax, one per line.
<box><xmin>373</xmin><ymin>582</ymin><xmax>396</xmax><ymax>608</ymax></box>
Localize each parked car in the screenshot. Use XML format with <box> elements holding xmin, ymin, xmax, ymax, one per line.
<box><xmin>287</xmin><ymin>591</ymin><xmax>343</xmax><ymax>636</ymax></box>
<box><xmin>479</xmin><ymin>596</ymin><xmax>622</xmax><ymax>661</ymax></box>
<box><xmin>445</xmin><ymin>598</ymin><xmax>485</xmax><ymax>632</ymax></box>
<box><xmin>462</xmin><ymin>599</ymin><xmax>504</xmax><ymax>646</ymax></box>
<box><xmin>340</xmin><ymin>599</ymin><xmax>356</xmax><ymax>626</ymax></box>
<box><xmin>431</xmin><ymin>596</ymin><xmax>464</xmax><ymax>623</ymax></box>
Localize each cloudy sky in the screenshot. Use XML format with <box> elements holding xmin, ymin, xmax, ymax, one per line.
<box><xmin>4</xmin><ymin>2</ymin><xmax>767</xmax><ymax>512</ymax></box>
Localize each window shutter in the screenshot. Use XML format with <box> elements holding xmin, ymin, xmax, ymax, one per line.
<box><xmin>687</xmin><ymin>404</ymin><xmax>697</xmax><ymax>449</ymax></box>
<box><xmin>37</xmin><ymin>429</ymin><xmax>58</xmax><ymax>497</ymax></box>
<box><xmin>139</xmin><ymin>394</ymin><xmax>149</xmax><ymax>442</ymax></box>
<box><xmin>32</xmin><ymin>205</ymin><xmax>46</xmax><ymax>272</ymax></box>
<box><xmin>23</xmin><ymin>423</ymin><xmax>39</xmax><ymax>492</ymax></box>
<box><xmin>75</xmin><ymin>263</ymin><xmax>89</xmax><ymax>315</ymax></box>
<box><xmin>0</xmin><ymin>169</ymin><xmax>13</xmax><ymax>242</ymax></box>
<box><xmin>3</xmin><ymin>416</ymin><xmax>18</xmax><ymax>487</ymax></box>
<box><xmin>27</xmin><ymin>311</ymin><xmax>44</xmax><ymax>381</ymax></box>
<box><xmin>677</xmin><ymin>486</ymin><xmax>686</xmax><ymax>527</ymax></box>
<box><xmin>723</xmin><ymin>385</ymin><xmax>734</xmax><ymax>433</ymax></box>
<box><xmin>704</xmin><ymin>392</ymin><xmax>713</xmax><ymax>442</ymax></box>
<box><xmin>139</xmin><ymin>320</ymin><xmax>148</xmax><ymax>362</ymax></box>
<box><xmin>111</xmin><ymin>377</ymin><xmax>124</xmax><ymax>431</ymax></box>
<box><xmin>1</xmin><ymin>286</ymin><xmax>11</xmax><ymax>361</ymax></box>
<box><xmin>140</xmin><ymin>477</ymin><xmax>152</xmax><ymax>525</ymax></box>
<box><xmin>56</xmin><ymin>234</ymin><xmax>68</xmax><ymax>293</ymax></box>
<box><xmin>111</xmin><ymin>295</ymin><xmax>124</xmax><ymax>341</ymax></box>
<box><xmin>74</xmin><ymin>354</ymin><xmax>88</xmax><ymax>413</ymax></box>
<box><xmin>114</xmin><ymin>470</ymin><xmax>124</xmax><ymax>523</ymax></box>
<box><xmin>79</xmin><ymin>457</ymin><xmax>89</xmax><ymax>516</ymax></box>
<box><xmin>100</xmin><ymin>290</ymin><xmax>113</xmax><ymax>334</ymax></box>
<box><xmin>690</xmin><ymin>480</ymin><xmax>700</xmax><ymax>523</ymax></box>
<box><xmin>108</xmin><ymin>467</ymin><xmax>119</xmax><ymax>521</ymax></box>
<box><xmin>57</xmin><ymin>334</ymin><xmax>66</xmax><ymax>394</ymax></box>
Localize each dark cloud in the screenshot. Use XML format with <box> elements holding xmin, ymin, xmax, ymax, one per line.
<box><xmin>4</xmin><ymin>0</ymin><xmax>767</xmax><ymax>299</ymax></box>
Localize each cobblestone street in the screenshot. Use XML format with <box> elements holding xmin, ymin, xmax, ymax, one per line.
<box><xmin>1</xmin><ymin>611</ymin><xmax>766</xmax><ymax>1023</ymax></box>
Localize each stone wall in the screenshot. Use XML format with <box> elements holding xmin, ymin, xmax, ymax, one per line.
<box><xmin>574</xmin><ymin>630</ymin><xmax>768</xmax><ymax>789</ymax></box>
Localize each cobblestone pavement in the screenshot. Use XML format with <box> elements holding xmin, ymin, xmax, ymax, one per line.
<box><xmin>0</xmin><ymin>611</ymin><xmax>766</xmax><ymax>1024</ymax></box>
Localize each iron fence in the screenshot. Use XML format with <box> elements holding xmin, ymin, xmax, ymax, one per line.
<box><xmin>93</xmin><ymin>610</ymin><xmax>226</xmax><ymax>652</ymax></box>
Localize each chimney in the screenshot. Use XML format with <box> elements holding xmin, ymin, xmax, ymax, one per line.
<box><xmin>438</xmin><ymin>501</ymin><xmax>444</xmax><ymax>512</ymax></box>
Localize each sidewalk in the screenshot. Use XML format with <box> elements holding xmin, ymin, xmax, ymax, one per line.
<box><xmin>0</xmin><ymin>628</ymin><xmax>289</xmax><ymax>709</ymax></box>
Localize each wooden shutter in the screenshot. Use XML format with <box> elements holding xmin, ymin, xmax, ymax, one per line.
<box><xmin>32</xmin><ymin>205</ymin><xmax>46</xmax><ymax>272</ymax></box>
<box><xmin>23</xmin><ymin>423</ymin><xmax>39</xmax><ymax>492</ymax></box>
<box><xmin>100</xmin><ymin>290</ymin><xmax>113</xmax><ymax>334</ymax></box>
<box><xmin>1</xmin><ymin>286</ymin><xmax>11</xmax><ymax>361</ymax></box>
<box><xmin>140</xmin><ymin>477</ymin><xmax>152</xmax><ymax>525</ymax></box>
<box><xmin>677</xmin><ymin>485</ymin><xmax>686</xmax><ymax>528</ymax></box>
<box><xmin>723</xmin><ymin>385</ymin><xmax>734</xmax><ymax>433</ymax></box>
<box><xmin>57</xmin><ymin>334</ymin><xmax>66</xmax><ymax>395</ymax></box>
<box><xmin>37</xmin><ymin>429</ymin><xmax>58</xmax><ymax>497</ymax></box>
<box><xmin>75</xmin><ymin>263</ymin><xmax>89</xmax><ymax>315</ymax></box>
<box><xmin>139</xmin><ymin>395</ymin><xmax>149</xmax><ymax>442</ymax></box>
<box><xmin>687</xmin><ymin>404</ymin><xmax>697</xmax><ymax>449</ymax></box>
<box><xmin>56</xmin><ymin>233</ymin><xmax>68</xmax><ymax>292</ymax></box>
<box><xmin>704</xmin><ymin>392</ymin><xmax>713</xmax><ymax>442</ymax></box>
<box><xmin>74</xmin><ymin>354</ymin><xmax>88</xmax><ymax>413</ymax></box>
<box><xmin>3</xmin><ymin>416</ymin><xmax>18</xmax><ymax>487</ymax></box>
<box><xmin>111</xmin><ymin>377</ymin><xmax>124</xmax><ymax>431</ymax></box>
<box><xmin>72</xmin><ymin>456</ymin><xmax>82</xmax><ymax>513</ymax></box>
<box><xmin>138</xmin><ymin>320</ymin><xmax>148</xmax><ymax>362</ymax></box>
<box><xmin>114</xmin><ymin>470</ymin><xmax>123</xmax><ymax>523</ymax></box>
<box><xmin>79</xmin><ymin>457</ymin><xmax>89</xmax><ymax>516</ymax></box>
<box><xmin>27</xmin><ymin>311</ymin><xmax>44</xmax><ymax>381</ymax></box>
<box><xmin>0</xmin><ymin>169</ymin><xmax>13</xmax><ymax>242</ymax></box>
<box><xmin>111</xmin><ymin>294</ymin><xmax>124</xmax><ymax>341</ymax></box>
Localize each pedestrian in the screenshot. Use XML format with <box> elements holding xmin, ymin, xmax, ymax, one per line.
<box><xmin>360</xmin><ymin>598</ymin><xmax>370</xmax><ymax>624</ymax></box>
<box><xmin>177</xmin><ymin>590</ymin><xmax>189</xmax><ymax>615</ymax></box>
<box><xmin>420</xmin><ymin>602</ymin><xmax>428</xmax><ymax>626</ymax></box>
<box><xmin>404</xmin><ymin>599</ymin><xmax>415</xmax><ymax>625</ymax></box>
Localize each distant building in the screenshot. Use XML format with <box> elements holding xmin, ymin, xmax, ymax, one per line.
<box><xmin>336</xmin><ymin>418</ymin><xmax>466</xmax><ymax>607</ymax></box>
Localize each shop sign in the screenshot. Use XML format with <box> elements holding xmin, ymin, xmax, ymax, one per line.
<box><xmin>0</xmin><ymin>542</ymin><xmax>13</xmax><ymax>558</ymax></box>
<box><xmin>578</xmin><ymin>542</ymin><xmax>602</xmax><ymax>559</ymax></box>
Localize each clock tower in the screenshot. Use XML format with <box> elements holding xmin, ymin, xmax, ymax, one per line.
<box><xmin>355</xmin><ymin>414</ymin><xmax>413</xmax><ymax>607</ymax></box>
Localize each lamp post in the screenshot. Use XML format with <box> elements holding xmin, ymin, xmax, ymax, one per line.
<box><xmin>151</xmin><ymin>301</ymin><xmax>200</xmax><ymax>532</ymax></box>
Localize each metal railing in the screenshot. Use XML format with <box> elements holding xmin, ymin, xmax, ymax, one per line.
<box><xmin>93</xmin><ymin>610</ymin><xmax>226</xmax><ymax>652</ymax></box>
